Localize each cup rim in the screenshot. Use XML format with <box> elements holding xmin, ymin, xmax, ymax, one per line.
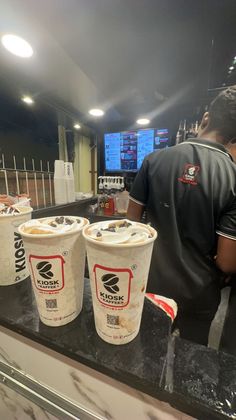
<box><xmin>0</xmin><ymin>206</ymin><xmax>33</xmax><ymax>219</ymax></box>
<box><xmin>82</xmin><ymin>219</ymin><xmax>157</xmax><ymax>248</ymax></box>
<box><xmin>18</xmin><ymin>216</ymin><xmax>89</xmax><ymax>239</ymax></box>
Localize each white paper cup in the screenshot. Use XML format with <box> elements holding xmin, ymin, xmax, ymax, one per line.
<box><xmin>19</xmin><ymin>216</ymin><xmax>89</xmax><ymax>327</ymax></box>
<box><xmin>83</xmin><ymin>221</ymin><xmax>157</xmax><ymax>345</ymax></box>
<box><xmin>54</xmin><ymin>160</ymin><xmax>65</xmax><ymax>177</ymax></box>
<box><xmin>0</xmin><ymin>207</ymin><xmax>33</xmax><ymax>286</ymax></box>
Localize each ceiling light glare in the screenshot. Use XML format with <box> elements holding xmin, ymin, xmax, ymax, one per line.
<box><xmin>89</xmin><ymin>108</ymin><xmax>104</xmax><ymax>117</ymax></box>
<box><xmin>1</xmin><ymin>34</ymin><xmax>33</xmax><ymax>58</ymax></box>
<box><xmin>229</xmin><ymin>66</ymin><xmax>234</xmax><ymax>71</ymax></box>
<box><xmin>74</xmin><ymin>123</ymin><xmax>81</xmax><ymax>129</ymax></box>
<box><xmin>22</xmin><ymin>96</ymin><xmax>34</xmax><ymax>105</ymax></box>
<box><xmin>136</xmin><ymin>118</ymin><xmax>150</xmax><ymax>125</ymax></box>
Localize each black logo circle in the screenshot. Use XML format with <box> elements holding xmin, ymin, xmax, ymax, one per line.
<box><xmin>101</xmin><ymin>273</ymin><xmax>119</xmax><ymax>294</ymax></box>
<box><xmin>36</xmin><ymin>261</ymin><xmax>53</xmax><ymax>279</ymax></box>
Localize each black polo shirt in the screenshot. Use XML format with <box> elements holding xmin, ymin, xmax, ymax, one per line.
<box><xmin>130</xmin><ymin>138</ymin><xmax>236</xmax><ymax>306</ymax></box>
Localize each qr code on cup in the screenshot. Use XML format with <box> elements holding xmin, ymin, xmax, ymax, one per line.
<box><xmin>107</xmin><ymin>314</ymin><xmax>119</xmax><ymax>326</ymax></box>
<box><xmin>45</xmin><ymin>299</ymin><xmax>57</xmax><ymax>309</ymax></box>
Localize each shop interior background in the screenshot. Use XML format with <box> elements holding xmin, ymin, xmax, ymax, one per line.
<box><xmin>0</xmin><ymin>0</ymin><xmax>236</xmax><ymax>205</ymax></box>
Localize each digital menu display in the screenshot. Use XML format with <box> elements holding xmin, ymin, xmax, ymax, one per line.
<box><xmin>104</xmin><ymin>128</ymin><xmax>169</xmax><ymax>172</ymax></box>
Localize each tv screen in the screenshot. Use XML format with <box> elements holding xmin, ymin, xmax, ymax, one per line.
<box><xmin>104</xmin><ymin>128</ymin><xmax>169</xmax><ymax>172</ymax></box>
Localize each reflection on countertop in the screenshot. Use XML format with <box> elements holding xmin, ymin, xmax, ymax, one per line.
<box><xmin>0</xmin><ymin>278</ymin><xmax>236</xmax><ymax>420</ymax></box>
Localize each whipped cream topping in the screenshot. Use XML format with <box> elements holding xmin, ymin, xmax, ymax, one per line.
<box><xmin>0</xmin><ymin>204</ymin><xmax>30</xmax><ymax>216</ymax></box>
<box><xmin>22</xmin><ymin>216</ymin><xmax>85</xmax><ymax>235</ymax></box>
<box><xmin>86</xmin><ymin>220</ymin><xmax>153</xmax><ymax>244</ymax></box>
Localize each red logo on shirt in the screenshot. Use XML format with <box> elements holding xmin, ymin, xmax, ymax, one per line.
<box><xmin>178</xmin><ymin>164</ymin><xmax>200</xmax><ymax>185</ymax></box>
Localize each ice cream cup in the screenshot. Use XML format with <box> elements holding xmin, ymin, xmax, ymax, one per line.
<box><xmin>83</xmin><ymin>220</ymin><xmax>157</xmax><ymax>345</ymax></box>
<box><xmin>0</xmin><ymin>206</ymin><xmax>33</xmax><ymax>286</ymax></box>
<box><xmin>19</xmin><ymin>216</ymin><xmax>89</xmax><ymax>327</ymax></box>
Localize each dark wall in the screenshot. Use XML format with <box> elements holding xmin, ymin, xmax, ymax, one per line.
<box><xmin>0</xmin><ymin>128</ymin><xmax>58</xmax><ymax>170</ymax></box>
<box><xmin>0</xmin><ymin>89</ymin><xmax>59</xmax><ymax>170</ymax></box>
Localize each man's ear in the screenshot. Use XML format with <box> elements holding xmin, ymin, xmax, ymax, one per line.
<box><xmin>200</xmin><ymin>112</ymin><xmax>210</xmax><ymax>130</ymax></box>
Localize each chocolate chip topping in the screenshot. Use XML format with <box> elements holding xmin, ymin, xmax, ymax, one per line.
<box><xmin>55</xmin><ymin>216</ymin><xmax>64</xmax><ymax>224</ymax></box>
<box><xmin>49</xmin><ymin>222</ymin><xmax>57</xmax><ymax>227</ymax></box>
<box><xmin>96</xmin><ymin>231</ymin><xmax>102</xmax><ymax>237</ymax></box>
<box><xmin>65</xmin><ymin>218</ymin><xmax>73</xmax><ymax>225</ymax></box>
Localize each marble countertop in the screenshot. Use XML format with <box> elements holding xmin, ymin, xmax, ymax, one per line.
<box><xmin>0</xmin><ymin>278</ymin><xmax>235</xmax><ymax>420</ymax></box>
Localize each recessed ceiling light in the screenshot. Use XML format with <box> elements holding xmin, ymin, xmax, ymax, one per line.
<box><xmin>22</xmin><ymin>96</ymin><xmax>34</xmax><ymax>105</ymax></box>
<box><xmin>229</xmin><ymin>66</ymin><xmax>234</xmax><ymax>71</ymax></box>
<box><xmin>1</xmin><ymin>34</ymin><xmax>33</xmax><ymax>58</ymax></box>
<box><xmin>89</xmin><ymin>108</ymin><xmax>104</xmax><ymax>117</ymax></box>
<box><xmin>74</xmin><ymin>123</ymin><xmax>81</xmax><ymax>129</ymax></box>
<box><xmin>136</xmin><ymin>118</ymin><xmax>150</xmax><ymax>125</ymax></box>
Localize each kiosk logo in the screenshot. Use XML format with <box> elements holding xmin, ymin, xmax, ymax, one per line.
<box><xmin>178</xmin><ymin>164</ymin><xmax>200</xmax><ymax>185</ymax></box>
<box><xmin>101</xmin><ymin>273</ymin><xmax>120</xmax><ymax>294</ymax></box>
<box><xmin>36</xmin><ymin>261</ymin><xmax>53</xmax><ymax>279</ymax></box>
<box><xmin>29</xmin><ymin>255</ymin><xmax>65</xmax><ymax>292</ymax></box>
<box><xmin>93</xmin><ymin>264</ymin><xmax>133</xmax><ymax>308</ymax></box>
<box><xmin>14</xmin><ymin>231</ymin><xmax>26</xmax><ymax>273</ymax></box>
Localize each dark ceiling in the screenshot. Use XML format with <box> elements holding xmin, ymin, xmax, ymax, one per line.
<box><xmin>0</xmin><ymin>0</ymin><xmax>236</xmax><ymax>134</ymax></box>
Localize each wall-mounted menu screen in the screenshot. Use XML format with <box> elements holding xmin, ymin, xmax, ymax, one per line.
<box><xmin>104</xmin><ymin>128</ymin><xmax>169</xmax><ymax>172</ymax></box>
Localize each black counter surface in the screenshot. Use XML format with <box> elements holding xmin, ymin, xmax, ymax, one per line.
<box><xmin>0</xmin><ymin>278</ymin><xmax>236</xmax><ymax>420</ymax></box>
<box><xmin>32</xmin><ymin>197</ymin><xmax>97</xmax><ymax>219</ymax></box>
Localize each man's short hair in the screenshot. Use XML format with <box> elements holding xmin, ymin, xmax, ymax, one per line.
<box><xmin>208</xmin><ymin>85</ymin><xmax>236</xmax><ymax>143</ymax></box>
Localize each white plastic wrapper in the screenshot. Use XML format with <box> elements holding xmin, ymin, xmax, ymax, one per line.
<box><xmin>145</xmin><ymin>294</ymin><xmax>178</xmax><ymax>322</ymax></box>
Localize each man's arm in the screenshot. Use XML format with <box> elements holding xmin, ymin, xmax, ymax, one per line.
<box><xmin>127</xmin><ymin>199</ymin><xmax>144</xmax><ymax>222</ymax></box>
<box><xmin>216</xmin><ymin>235</ymin><xmax>236</xmax><ymax>273</ymax></box>
<box><xmin>216</xmin><ymin>192</ymin><xmax>236</xmax><ymax>273</ymax></box>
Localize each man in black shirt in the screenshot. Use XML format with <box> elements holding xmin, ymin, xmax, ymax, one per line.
<box><xmin>127</xmin><ymin>86</ymin><xmax>236</xmax><ymax>345</ymax></box>
<box><xmin>220</xmin><ymin>143</ymin><xmax>236</xmax><ymax>355</ymax></box>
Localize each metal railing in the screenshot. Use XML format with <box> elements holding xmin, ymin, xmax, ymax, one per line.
<box><xmin>0</xmin><ymin>154</ymin><xmax>55</xmax><ymax>209</ymax></box>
